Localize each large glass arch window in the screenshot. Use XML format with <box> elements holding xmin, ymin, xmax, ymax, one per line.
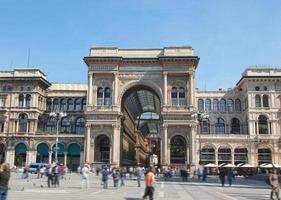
<box><xmin>235</xmin><ymin>99</ymin><xmax>241</xmax><ymax>112</ymax></box>
<box><xmin>227</xmin><ymin>99</ymin><xmax>234</xmax><ymax>112</ymax></box>
<box><xmin>213</xmin><ymin>99</ymin><xmax>219</xmax><ymax>112</ymax></box>
<box><xmin>215</xmin><ymin>118</ymin><xmax>225</xmax><ymax>134</ymax></box>
<box><xmin>263</xmin><ymin>95</ymin><xmax>269</xmax><ymax>108</ymax></box>
<box><xmin>46</xmin><ymin>98</ymin><xmax>52</xmax><ymax>111</ymax></box>
<box><xmin>53</xmin><ymin>99</ymin><xmax>59</xmax><ymax>111</ymax></box>
<box><xmin>234</xmin><ymin>148</ymin><xmax>248</xmax><ymax>165</ymax></box>
<box><xmin>258</xmin><ymin>115</ymin><xmax>268</xmax><ymax>134</ymax></box>
<box><xmin>255</xmin><ymin>95</ymin><xmax>261</xmax><ymax>108</ymax></box>
<box><xmin>15</xmin><ymin>143</ymin><xmax>27</xmax><ymax>167</ymax></box>
<box><xmin>170</xmin><ymin>136</ymin><xmax>186</xmax><ymax>164</ymax></box>
<box><xmin>258</xmin><ymin>148</ymin><xmax>272</xmax><ymax>165</ymax></box>
<box><xmin>67</xmin><ymin>99</ymin><xmax>74</xmax><ymax>110</ymax></box>
<box><xmin>95</xmin><ymin>135</ymin><xmax>110</xmax><ymax>163</ymax></box>
<box><xmin>75</xmin><ymin>118</ymin><xmax>85</xmax><ymax>134</ymax></box>
<box><xmin>218</xmin><ymin>147</ymin><xmax>231</xmax><ymax>165</ymax></box>
<box><xmin>205</xmin><ymin>99</ymin><xmax>211</xmax><ymax>112</ymax></box>
<box><xmin>74</xmin><ymin>98</ymin><xmax>81</xmax><ymax>111</ymax></box>
<box><xmin>46</xmin><ymin>117</ymin><xmax>56</xmax><ymax>133</ymax></box>
<box><xmin>201</xmin><ymin>119</ymin><xmax>210</xmax><ymax>134</ymax></box>
<box><xmin>104</xmin><ymin>87</ymin><xmax>111</xmax><ymax>107</ymax></box>
<box><xmin>61</xmin><ymin>117</ymin><xmax>71</xmax><ymax>133</ymax></box>
<box><xmin>198</xmin><ymin>99</ymin><xmax>204</xmax><ymax>112</ymax></box>
<box><xmin>220</xmin><ymin>99</ymin><xmax>226</xmax><ymax>112</ymax></box>
<box><xmin>179</xmin><ymin>87</ymin><xmax>185</xmax><ymax>106</ymax></box>
<box><xmin>171</xmin><ymin>87</ymin><xmax>178</xmax><ymax>107</ymax></box>
<box><xmin>97</xmin><ymin>87</ymin><xmax>103</xmax><ymax>106</ymax></box>
<box><xmin>60</xmin><ymin>99</ymin><xmax>67</xmax><ymax>111</ymax></box>
<box><xmin>18</xmin><ymin>94</ymin><xmax>24</xmax><ymax>107</ymax></box>
<box><xmin>19</xmin><ymin>113</ymin><xmax>28</xmax><ymax>133</ymax></box>
<box><xmin>82</xmin><ymin>98</ymin><xmax>86</xmax><ymax>111</ymax></box>
<box><xmin>201</xmin><ymin>147</ymin><xmax>215</xmax><ymax>164</ymax></box>
<box><xmin>25</xmin><ymin>94</ymin><xmax>31</xmax><ymax>107</ymax></box>
<box><xmin>231</xmin><ymin>118</ymin><xmax>240</xmax><ymax>134</ymax></box>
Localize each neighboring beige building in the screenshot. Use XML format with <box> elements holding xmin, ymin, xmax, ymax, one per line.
<box><xmin>0</xmin><ymin>47</ymin><xmax>280</xmax><ymax>171</ymax></box>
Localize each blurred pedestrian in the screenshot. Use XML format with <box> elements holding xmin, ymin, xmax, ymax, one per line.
<box><xmin>227</xmin><ymin>169</ymin><xmax>234</xmax><ymax>186</ymax></box>
<box><xmin>269</xmin><ymin>168</ymin><xmax>280</xmax><ymax>200</ymax></box>
<box><xmin>0</xmin><ymin>163</ymin><xmax>11</xmax><ymax>200</ymax></box>
<box><xmin>81</xmin><ymin>164</ymin><xmax>90</xmax><ymax>189</ymax></box>
<box><xmin>102</xmin><ymin>167</ymin><xmax>109</xmax><ymax>189</ymax></box>
<box><xmin>135</xmin><ymin>166</ymin><xmax>142</xmax><ymax>187</ymax></box>
<box><xmin>219</xmin><ymin>169</ymin><xmax>226</xmax><ymax>187</ymax></box>
<box><xmin>142</xmin><ymin>167</ymin><xmax>155</xmax><ymax>200</ymax></box>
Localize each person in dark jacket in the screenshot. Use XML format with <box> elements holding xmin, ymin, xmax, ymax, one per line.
<box><xmin>219</xmin><ymin>169</ymin><xmax>226</xmax><ymax>187</ymax></box>
<box><xmin>0</xmin><ymin>163</ymin><xmax>11</xmax><ymax>200</ymax></box>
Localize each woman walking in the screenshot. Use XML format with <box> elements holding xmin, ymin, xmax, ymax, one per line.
<box><xmin>269</xmin><ymin>168</ymin><xmax>280</xmax><ymax>200</ymax></box>
<box><xmin>0</xmin><ymin>163</ymin><xmax>11</xmax><ymax>200</ymax></box>
<box><xmin>142</xmin><ymin>167</ymin><xmax>155</xmax><ymax>200</ymax></box>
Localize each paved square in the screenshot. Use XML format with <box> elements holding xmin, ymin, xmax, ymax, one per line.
<box><xmin>7</xmin><ymin>173</ymin><xmax>271</xmax><ymax>200</ymax></box>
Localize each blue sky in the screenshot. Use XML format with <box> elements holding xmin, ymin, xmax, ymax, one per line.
<box><xmin>0</xmin><ymin>0</ymin><xmax>281</xmax><ymax>90</ymax></box>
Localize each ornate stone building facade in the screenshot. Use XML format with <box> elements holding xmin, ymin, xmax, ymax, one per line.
<box><xmin>0</xmin><ymin>47</ymin><xmax>280</xmax><ymax>171</ymax></box>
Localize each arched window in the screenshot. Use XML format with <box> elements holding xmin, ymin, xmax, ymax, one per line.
<box><xmin>25</xmin><ymin>94</ymin><xmax>31</xmax><ymax>107</ymax></box>
<box><xmin>61</xmin><ymin>117</ymin><xmax>71</xmax><ymax>133</ymax></box>
<box><xmin>258</xmin><ymin>148</ymin><xmax>272</xmax><ymax>165</ymax></box>
<box><xmin>97</xmin><ymin>87</ymin><xmax>103</xmax><ymax>106</ymax></box>
<box><xmin>201</xmin><ymin>119</ymin><xmax>210</xmax><ymax>134</ymax></box>
<box><xmin>104</xmin><ymin>87</ymin><xmax>111</xmax><ymax>107</ymax></box>
<box><xmin>218</xmin><ymin>147</ymin><xmax>231</xmax><ymax>165</ymax></box>
<box><xmin>53</xmin><ymin>99</ymin><xmax>59</xmax><ymax>111</ymax></box>
<box><xmin>234</xmin><ymin>148</ymin><xmax>248</xmax><ymax>165</ymax></box>
<box><xmin>46</xmin><ymin>117</ymin><xmax>56</xmax><ymax>133</ymax></box>
<box><xmin>220</xmin><ymin>99</ymin><xmax>226</xmax><ymax>112</ymax></box>
<box><xmin>75</xmin><ymin>118</ymin><xmax>85</xmax><ymax>134</ymax></box>
<box><xmin>60</xmin><ymin>99</ymin><xmax>67</xmax><ymax>111</ymax></box>
<box><xmin>215</xmin><ymin>118</ymin><xmax>225</xmax><ymax>134</ymax></box>
<box><xmin>171</xmin><ymin>87</ymin><xmax>178</xmax><ymax>106</ymax></box>
<box><xmin>263</xmin><ymin>95</ymin><xmax>269</xmax><ymax>107</ymax></box>
<box><xmin>74</xmin><ymin>99</ymin><xmax>81</xmax><ymax>111</ymax></box>
<box><xmin>213</xmin><ymin>99</ymin><xmax>219</xmax><ymax>112</ymax></box>
<box><xmin>235</xmin><ymin>99</ymin><xmax>241</xmax><ymax>112</ymax></box>
<box><xmin>230</xmin><ymin>118</ymin><xmax>240</xmax><ymax>134</ymax></box>
<box><xmin>19</xmin><ymin>113</ymin><xmax>28</xmax><ymax>133</ymax></box>
<box><xmin>95</xmin><ymin>135</ymin><xmax>110</xmax><ymax>163</ymax></box>
<box><xmin>46</xmin><ymin>98</ymin><xmax>52</xmax><ymax>111</ymax></box>
<box><xmin>82</xmin><ymin>98</ymin><xmax>86</xmax><ymax>111</ymax></box>
<box><xmin>258</xmin><ymin>115</ymin><xmax>268</xmax><ymax>134</ymax></box>
<box><xmin>227</xmin><ymin>99</ymin><xmax>234</xmax><ymax>112</ymax></box>
<box><xmin>179</xmin><ymin>87</ymin><xmax>185</xmax><ymax>106</ymax></box>
<box><xmin>255</xmin><ymin>95</ymin><xmax>261</xmax><ymax>108</ymax></box>
<box><xmin>205</xmin><ymin>99</ymin><xmax>211</xmax><ymax>112</ymax></box>
<box><xmin>201</xmin><ymin>147</ymin><xmax>215</xmax><ymax>164</ymax></box>
<box><xmin>198</xmin><ymin>99</ymin><xmax>204</xmax><ymax>112</ymax></box>
<box><xmin>170</xmin><ymin>136</ymin><xmax>186</xmax><ymax>164</ymax></box>
<box><xmin>18</xmin><ymin>94</ymin><xmax>24</xmax><ymax>107</ymax></box>
<box><xmin>67</xmin><ymin>99</ymin><xmax>74</xmax><ymax>110</ymax></box>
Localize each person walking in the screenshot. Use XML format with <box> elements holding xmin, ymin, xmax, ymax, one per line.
<box><xmin>112</xmin><ymin>168</ymin><xmax>119</xmax><ymax>188</ymax></box>
<box><xmin>46</xmin><ymin>164</ymin><xmax>53</xmax><ymax>188</ymax></box>
<box><xmin>135</xmin><ymin>166</ymin><xmax>142</xmax><ymax>187</ymax></box>
<box><xmin>102</xmin><ymin>167</ymin><xmax>109</xmax><ymax>189</ymax></box>
<box><xmin>120</xmin><ymin>167</ymin><xmax>126</xmax><ymax>186</ymax></box>
<box><xmin>269</xmin><ymin>168</ymin><xmax>280</xmax><ymax>200</ymax></box>
<box><xmin>218</xmin><ymin>169</ymin><xmax>226</xmax><ymax>187</ymax></box>
<box><xmin>53</xmin><ymin>164</ymin><xmax>60</xmax><ymax>187</ymax></box>
<box><xmin>81</xmin><ymin>164</ymin><xmax>90</xmax><ymax>189</ymax></box>
<box><xmin>0</xmin><ymin>163</ymin><xmax>11</xmax><ymax>200</ymax></box>
<box><xmin>227</xmin><ymin>169</ymin><xmax>234</xmax><ymax>186</ymax></box>
<box><xmin>142</xmin><ymin>167</ymin><xmax>155</xmax><ymax>200</ymax></box>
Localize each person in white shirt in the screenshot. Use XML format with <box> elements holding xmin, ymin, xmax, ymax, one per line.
<box><xmin>81</xmin><ymin>164</ymin><xmax>90</xmax><ymax>189</ymax></box>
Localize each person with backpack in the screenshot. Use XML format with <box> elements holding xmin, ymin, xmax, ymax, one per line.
<box><xmin>102</xmin><ymin>167</ymin><xmax>109</xmax><ymax>189</ymax></box>
<box><xmin>269</xmin><ymin>168</ymin><xmax>280</xmax><ymax>200</ymax></box>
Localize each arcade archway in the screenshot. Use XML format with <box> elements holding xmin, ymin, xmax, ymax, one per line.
<box><xmin>121</xmin><ymin>85</ymin><xmax>161</xmax><ymax>166</ymax></box>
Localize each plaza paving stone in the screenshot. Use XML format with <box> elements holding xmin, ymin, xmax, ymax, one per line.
<box><xmin>7</xmin><ymin>173</ymin><xmax>271</xmax><ymax>200</ymax></box>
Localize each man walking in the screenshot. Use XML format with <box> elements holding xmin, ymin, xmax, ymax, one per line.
<box><xmin>142</xmin><ymin>167</ymin><xmax>155</xmax><ymax>200</ymax></box>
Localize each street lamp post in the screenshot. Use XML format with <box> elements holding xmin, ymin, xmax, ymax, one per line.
<box><xmin>191</xmin><ymin>112</ymin><xmax>209</xmax><ymax>165</ymax></box>
<box><xmin>49</xmin><ymin>111</ymin><xmax>67</xmax><ymax>163</ymax></box>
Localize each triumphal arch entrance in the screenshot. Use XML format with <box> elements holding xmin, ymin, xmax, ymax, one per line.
<box><xmin>83</xmin><ymin>46</ymin><xmax>199</xmax><ymax>168</ymax></box>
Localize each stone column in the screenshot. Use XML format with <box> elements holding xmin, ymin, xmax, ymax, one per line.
<box><xmin>112</xmin><ymin>123</ymin><xmax>121</xmax><ymax>166</ymax></box>
<box><xmin>114</xmin><ymin>73</ymin><xmax>119</xmax><ymax>106</ymax></box>
<box><xmin>64</xmin><ymin>151</ymin><xmax>68</xmax><ymax>166</ymax></box>
<box><xmin>190</xmin><ymin>125</ymin><xmax>197</xmax><ymax>165</ymax></box>
<box><xmin>5</xmin><ymin>149</ymin><xmax>15</xmax><ymax>166</ymax></box>
<box><xmin>189</xmin><ymin>72</ymin><xmax>195</xmax><ymax>108</ymax></box>
<box><xmin>161</xmin><ymin>124</ymin><xmax>168</xmax><ymax>165</ymax></box>
<box><xmin>88</xmin><ymin>73</ymin><xmax>93</xmax><ymax>106</ymax></box>
<box><xmin>48</xmin><ymin>151</ymin><xmax>52</xmax><ymax>164</ymax></box>
<box><xmin>215</xmin><ymin>148</ymin><xmax>218</xmax><ymax>165</ymax></box>
<box><xmin>163</xmin><ymin>72</ymin><xmax>168</xmax><ymax>106</ymax></box>
<box><xmin>85</xmin><ymin>125</ymin><xmax>91</xmax><ymax>163</ymax></box>
<box><xmin>231</xmin><ymin>149</ymin><xmax>235</xmax><ymax>165</ymax></box>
